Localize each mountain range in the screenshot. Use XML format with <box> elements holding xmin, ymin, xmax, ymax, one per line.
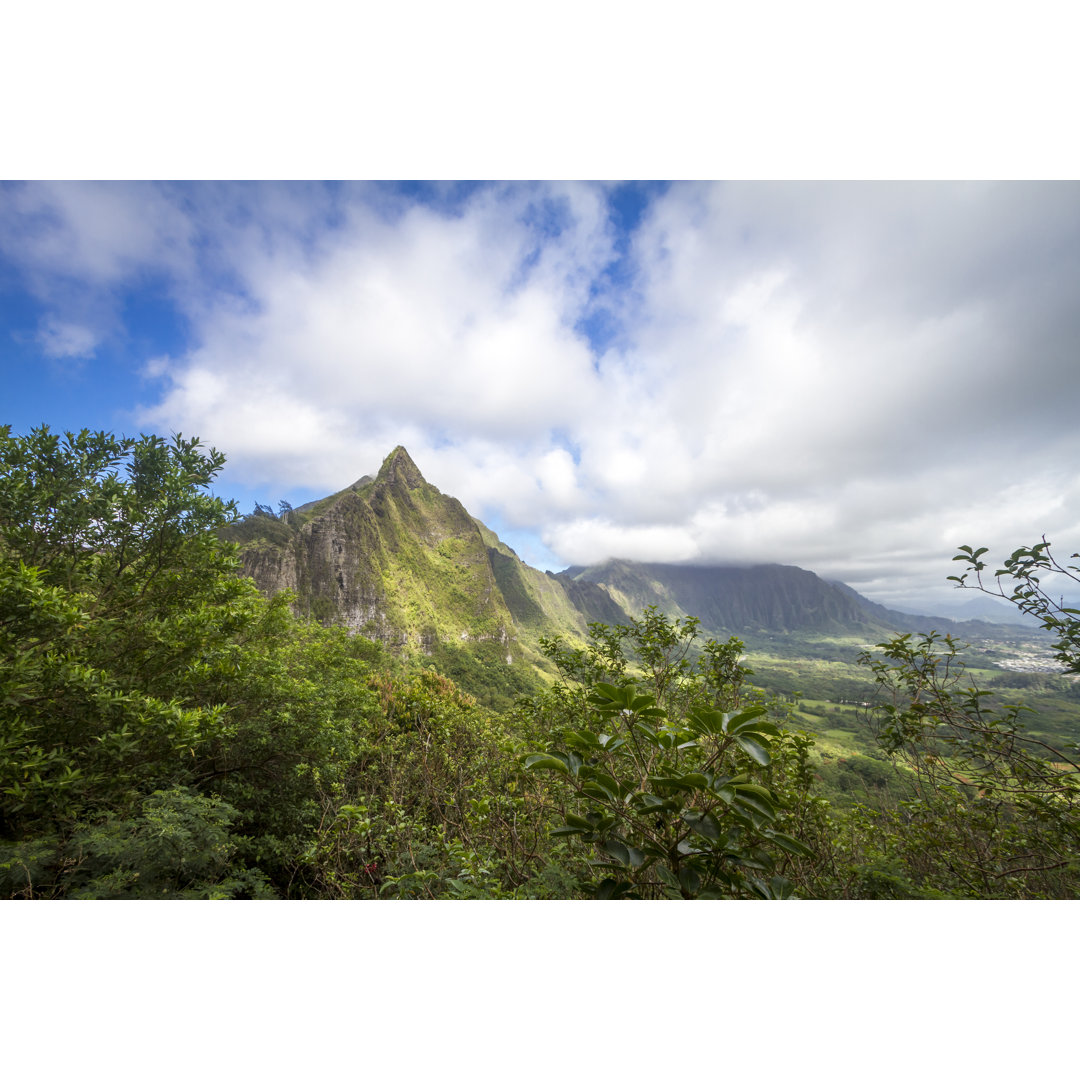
<box><xmin>226</xmin><ymin>447</ymin><xmax>1025</xmax><ymax>687</ymax></box>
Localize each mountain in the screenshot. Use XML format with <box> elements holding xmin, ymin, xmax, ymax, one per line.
<box><xmin>227</xmin><ymin>447</ymin><xmax>1032</xmax><ymax>700</ymax></box>
<box><xmin>888</xmin><ymin>594</ymin><xmax>1030</xmax><ymax>626</ymax></box>
<box><xmin>558</xmin><ymin>560</ymin><xmax>894</xmax><ymax>637</ymax></box>
<box><xmin>225</xmin><ymin>447</ymin><xmax>604</xmax><ymax>697</ymax></box>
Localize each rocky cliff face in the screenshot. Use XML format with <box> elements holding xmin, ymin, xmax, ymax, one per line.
<box><xmin>229</xmin><ymin>447</ymin><xmax>592</xmax><ymax>664</ymax></box>
<box><xmin>229</xmin><ymin>447</ymin><xmax>952</xmax><ymax>676</ymax></box>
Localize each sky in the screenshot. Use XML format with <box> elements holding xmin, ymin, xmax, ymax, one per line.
<box><xmin>4</xmin><ymin>0</ymin><xmax>1079</xmax><ymax>1048</ymax></box>
<box><xmin>3</xmin><ymin>179</ymin><xmax>1080</xmax><ymax>610</ymax></box>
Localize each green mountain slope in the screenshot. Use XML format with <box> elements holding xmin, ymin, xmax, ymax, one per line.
<box><xmin>228</xmin><ymin>446</ymin><xmax>1034</xmax><ymax>703</ymax></box>
<box><xmin>226</xmin><ymin>448</ymin><xmax>598</xmax><ymax>698</ymax></box>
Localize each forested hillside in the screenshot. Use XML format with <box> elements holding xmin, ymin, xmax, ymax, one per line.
<box><xmin>3</xmin><ymin>425</ymin><xmax>1079</xmax><ymax>899</ymax></box>
<box><xmin>225</xmin><ymin>446</ymin><xmax>1032</xmax><ymax>708</ymax></box>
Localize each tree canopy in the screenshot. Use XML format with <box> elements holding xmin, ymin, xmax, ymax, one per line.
<box><xmin>3</xmin><ymin>424</ymin><xmax>1078</xmax><ymax>899</ymax></box>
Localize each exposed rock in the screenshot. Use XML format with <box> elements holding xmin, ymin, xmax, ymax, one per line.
<box><xmin>229</xmin><ymin>447</ymin><xmax>596</xmax><ymax>671</ymax></box>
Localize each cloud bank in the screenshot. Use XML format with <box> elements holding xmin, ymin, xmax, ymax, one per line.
<box><xmin>4</xmin><ymin>180</ymin><xmax>1079</xmax><ymax>608</ymax></box>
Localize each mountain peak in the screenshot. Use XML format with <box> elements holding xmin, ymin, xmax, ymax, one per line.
<box><xmin>377</xmin><ymin>446</ymin><xmax>425</xmax><ymax>489</ymax></box>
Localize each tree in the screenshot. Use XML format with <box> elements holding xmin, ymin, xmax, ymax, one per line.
<box><xmin>0</xmin><ymin>426</ymin><xmax>261</xmax><ymax>840</ymax></box>
<box><xmin>0</xmin><ymin>426</ymin><xmax>346</xmax><ymax>897</ymax></box>
<box><xmin>0</xmin><ymin>424</ymin><xmax>541</xmax><ymax>899</ymax></box>
<box><xmin>844</xmin><ymin>537</ymin><xmax>1080</xmax><ymax>899</ymax></box>
<box><xmin>521</xmin><ymin>610</ymin><xmax>817</xmax><ymax>898</ymax></box>
<box><xmin>950</xmin><ymin>538</ymin><xmax>1080</xmax><ymax>673</ymax></box>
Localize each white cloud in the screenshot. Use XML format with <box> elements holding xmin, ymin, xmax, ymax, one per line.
<box><xmin>37</xmin><ymin>317</ymin><xmax>98</xmax><ymax>359</ymax></box>
<box><xmin>9</xmin><ymin>181</ymin><xmax>1080</xmax><ymax>610</ymax></box>
<box><xmin>2</xmin><ymin>181</ymin><xmax>193</xmax><ymax>289</ymax></box>
<box><xmin>551</xmin><ymin>519</ymin><xmax>701</xmax><ymax>567</ymax></box>
<box><xmin>137</xmin><ymin>185</ymin><xmax>614</xmax><ymax>488</ymax></box>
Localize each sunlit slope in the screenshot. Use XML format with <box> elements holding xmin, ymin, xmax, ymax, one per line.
<box><xmin>228</xmin><ymin>448</ymin><xmax>1036</xmax><ymax>694</ymax></box>
<box><xmin>228</xmin><ymin>448</ymin><xmax>602</xmax><ymax>679</ymax></box>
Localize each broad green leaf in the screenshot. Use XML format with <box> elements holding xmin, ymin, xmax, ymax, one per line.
<box><xmin>592</xmin><ymin>682</ymin><xmax>625</xmax><ymax>701</ymax></box>
<box><xmin>732</xmin><ymin>787</ymin><xmax>777</xmax><ymax>821</ymax></box>
<box><xmin>633</xmin><ymin>721</ymin><xmax>662</xmax><ymax>746</ymax></box>
<box><xmin>582</xmin><ymin>781</ymin><xmax>617</xmax><ymax>802</ymax></box>
<box><xmin>636</xmin><ymin>706</ymin><xmax>667</xmax><ymax>719</ymax></box>
<box><xmin>766</xmin><ymin>831</ymin><xmax>814</xmax><ymax>858</ymax></box>
<box><xmin>735</xmin><ymin>853</ymin><xmax>774</xmax><ymax>872</ymax></box>
<box><xmin>724</xmin><ymin>705</ymin><xmax>770</xmax><ymax>735</ymax></box>
<box><xmin>630</xmin><ymin>792</ymin><xmax>668</xmax><ymax>814</ymax></box>
<box><xmin>587</xmin><ymin>771</ymin><xmax>620</xmax><ymax>797</ymax></box>
<box><xmin>736</xmin><ymin>782</ymin><xmax>774</xmax><ymax>801</ymax></box>
<box><xmin>682</xmin><ymin>809</ymin><xmax>722</xmax><ymax>841</ymax></box>
<box><xmin>602</xmin><ymin>838</ymin><xmax>631</xmax><ymax>865</ymax></box>
<box><xmin>750</xmin><ymin>874</ymin><xmax>794</xmax><ymax>899</ymax></box>
<box><xmin>649</xmin><ymin>776</ymin><xmax>690</xmax><ymax>793</ymax></box>
<box><xmin>593</xmin><ymin>878</ymin><xmax>632</xmax><ymax>900</ymax></box>
<box><xmin>656</xmin><ymin>865</ymin><xmax>680</xmax><ymax>889</ymax></box>
<box><xmin>565</xmin><ymin>730</ymin><xmax>601</xmax><ymax>751</ymax></box>
<box><xmin>735</xmin><ymin>734</ymin><xmax>771</xmax><ymax>766</ymax></box>
<box><xmin>523</xmin><ymin>753</ymin><xmax>568</xmax><ymax>774</ymax></box>
<box><xmin>678</xmin><ymin>864</ymin><xmax>701</xmax><ymax>896</ymax></box>
<box><xmin>597</xmin><ymin>732</ymin><xmax>625</xmax><ymax>751</ymax></box>
<box><xmin>687</xmin><ymin>707</ymin><xmax>726</xmax><ymax>736</ymax></box>
<box><xmin>735</xmin><ymin>720</ymin><xmax>781</xmax><ymax>738</ymax></box>
<box><xmin>769</xmin><ymin>875</ymin><xmax>795</xmax><ymax>899</ymax></box>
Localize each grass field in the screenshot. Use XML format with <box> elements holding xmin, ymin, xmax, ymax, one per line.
<box><xmin>738</xmin><ymin>629</ymin><xmax>1080</xmax><ymax>810</ymax></box>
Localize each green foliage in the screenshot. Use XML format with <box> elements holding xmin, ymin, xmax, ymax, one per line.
<box><xmin>191</xmin><ymin>615</ymin><xmax>387</xmax><ymax>891</ymax></box>
<box><xmin>294</xmin><ymin>668</ymin><xmax>555</xmax><ymax>899</ymax></box>
<box><xmin>522</xmin><ymin>611</ymin><xmax>820</xmax><ymax>898</ymax></box>
<box><xmin>0</xmin><ymin>424</ymin><xmax>566</xmax><ymax>900</ymax></box>
<box><xmin>950</xmin><ymin>538</ymin><xmax>1080</xmax><ymax>673</ymax></box>
<box><xmin>850</xmin><ymin>632</ymin><xmax>1080</xmax><ymax>898</ymax></box>
<box><xmin>534</xmin><ymin>608</ymin><xmax>751</xmax><ymax>729</ymax></box>
<box><xmin>11</xmin><ymin>422</ymin><xmax>1076</xmax><ymax>902</ymax></box>
<box><xmin>0</xmin><ymin>426</ymin><xmax>257</xmax><ymax>840</ymax></box>
<box><xmin>226</xmin><ymin>512</ymin><xmax>297</xmax><ymax>548</ymax></box>
<box><xmin>814</xmin><ymin>752</ymin><xmax>910</xmax><ymax>808</ymax></box>
<box><xmin>0</xmin><ymin>427</ymin><xmax>388</xmax><ymax>897</ymax></box>
<box><xmin>1</xmin><ymin>788</ymin><xmax>274</xmax><ymax>899</ymax></box>
<box><xmin>425</xmin><ymin>640</ymin><xmax>543</xmax><ymax>709</ymax></box>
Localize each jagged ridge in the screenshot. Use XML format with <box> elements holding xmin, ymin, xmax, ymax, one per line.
<box><xmin>229</xmin><ymin>448</ymin><xmax>1026</xmax><ymax>702</ymax></box>
<box><xmin>227</xmin><ymin>448</ymin><xmax>598</xmax><ymax>696</ymax></box>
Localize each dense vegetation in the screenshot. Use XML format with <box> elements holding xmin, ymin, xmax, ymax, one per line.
<box><xmin>3</xmin><ymin>425</ymin><xmax>1078</xmax><ymax>899</ymax></box>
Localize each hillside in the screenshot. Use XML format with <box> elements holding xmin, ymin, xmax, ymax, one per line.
<box><xmin>227</xmin><ymin>447</ymin><xmax>1037</xmax><ymax>702</ymax></box>
<box><xmin>226</xmin><ymin>447</ymin><xmax>599</xmax><ymax>697</ymax></box>
<box><xmin>559</xmin><ymin>560</ymin><xmax>894</xmax><ymax>637</ymax></box>
<box><xmin>8</xmin><ymin>427</ymin><xmax>1078</xmax><ymax>903</ymax></box>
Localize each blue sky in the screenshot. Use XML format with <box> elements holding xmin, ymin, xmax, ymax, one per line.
<box><xmin>4</xmin><ymin>180</ymin><xmax>1080</xmax><ymax>609</ymax></box>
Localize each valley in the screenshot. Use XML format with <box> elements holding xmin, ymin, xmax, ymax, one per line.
<box><xmin>225</xmin><ymin>446</ymin><xmax>1080</xmax><ymax>823</ymax></box>
<box><xmin>227</xmin><ymin>446</ymin><xmax>1074</xmax><ymax>734</ymax></box>
<box><xmin>6</xmin><ymin>428</ymin><xmax>1078</xmax><ymax>900</ymax></box>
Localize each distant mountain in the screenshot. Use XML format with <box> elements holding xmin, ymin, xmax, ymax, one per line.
<box><xmin>887</xmin><ymin>594</ymin><xmax>1029</xmax><ymax>626</ymax></box>
<box><xmin>226</xmin><ymin>447</ymin><xmax>1033</xmax><ymax>700</ymax></box>
<box><xmin>559</xmin><ymin>560</ymin><xmax>893</xmax><ymax>637</ymax></box>
<box><xmin>827</xmin><ymin>581</ymin><xmax>1043</xmax><ymax>636</ymax></box>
